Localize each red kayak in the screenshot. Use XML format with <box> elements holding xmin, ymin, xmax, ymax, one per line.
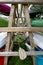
<box><xmin>0</xmin><ymin>4</ymin><xmax>10</xmax><ymax>15</ymax></box>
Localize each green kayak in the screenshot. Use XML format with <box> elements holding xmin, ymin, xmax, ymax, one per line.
<box><xmin>0</xmin><ymin>17</ymin><xmax>8</xmax><ymax>27</ymax></box>
<box><xmin>31</xmin><ymin>19</ymin><xmax>43</xmax><ymax>27</ymax></box>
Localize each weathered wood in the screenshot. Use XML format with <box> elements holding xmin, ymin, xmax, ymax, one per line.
<box><xmin>24</xmin><ymin>5</ymin><xmax>36</xmax><ymax>65</ymax></box>
<box><xmin>4</xmin><ymin>5</ymin><xmax>15</xmax><ymax>65</ymax></box>
<box><xmin>24</xmin><ymin>6</ymin><xmax>30</xmax><ymax>27</ymax></box>
<box><xmin>0</xmin><ymin>51</ymin><xmax>43</xmax><ymax>56</ymax></box>
<box><xmin>0</xmin><ymin>27</ymin><xmax>43</xmax><ymax>32</ymax></box>
<box><xmin>9</xmin><ymin>5</ymin><xmax>16</xmax><ymax>51</ymax></box>
<box><xmin>29</xmin><ymin>33</ymin><xmax>36</xmax><ymax>65</ymax></box>
<box><xmin>9</xmin><ymin>40</ymin><xmax>13</xmax><ymax>51</ymax></box>
<box><xmin>0</xmin><ymin>0</ymin><xmax>43</xmax><ymax>4</ymax></box>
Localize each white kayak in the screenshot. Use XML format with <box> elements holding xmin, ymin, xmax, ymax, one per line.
<box><xmin>33</xmin><ymin>33</ymin><xmax>43</xmax><ymax>49</ymax></box>
<box><xmin>0</xmin><ymin>32</ymin><xmax>7</xmax><ymax>48</ymax></box>
<box><xmin>25</xmin><ymin>32</ymin><xmax>43</xmax><ymax>49</ymax></box>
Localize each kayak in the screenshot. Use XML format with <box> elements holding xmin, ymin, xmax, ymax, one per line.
<box><xmin>0</xmin><ymin>32</ymin><xmax>7</xmax><ymax>48</ymax></box>
<box><xmin>0</xmin><ymin>15</ymin><xmax>8</xmax><ymax>47</ymax></box>
<box><xmin>25</xmin><ymin>32</ymin><xmax>43</xmax><ymax>49</ymax></box>
<box><xmin>33</xmin><ymin>33</ymin><xmax>43</xmax><ymax>49</ymax></box>
<box><xmin>31</xmin><ymin>19</ymin><xmax>43</xmax><ymax>27</ymax></box>
<box><xmin>0</xmin><ymin>16</ymin><xmax>8</xmax><ymax>27</ymax></box>
<box><xmin>0</xmin><ymin>4</ymin><xmax>10</xmax><ymax>15</ymax></box>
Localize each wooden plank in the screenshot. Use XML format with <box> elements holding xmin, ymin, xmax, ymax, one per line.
<box><xmin>0</xmin><ymin>51</ymin><xmax>43</xmax><ymax>56</ymax></box>
<box><xmin>4</xmin><ymin>5</ymin><xmax>15</xmax><ymax>65</ymax></box>
<box><xmin>10</xmin><ymin>5</ymin><xmax>18</xmax><ymax>51</ymax></box>
<box><xmin>24</xmin><ymin>5</ymin><xmax>36</xmax><ymax>65</ymax></box>
<box><xmin>29</xmin><ymin>33</ymin><xmax>36</xmax><ymax>65</ymax></box>
<box><xmin>0</xmin><ymin>0</ymin><xmax>43</xmax><ymax>4</ymax></box>
<box><xmin>0</xmin><ymin>27</ymin><xmax>43</xmax><ymax>32</ymax></box>
<box><xmin>24</xmin><ymin>6</ymin><xmax>30</xmax><ymax>27</ymax></box>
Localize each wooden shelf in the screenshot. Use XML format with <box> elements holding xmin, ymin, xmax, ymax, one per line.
<box><xmin>0</xmin><ymin>0</ymin><xmax>43</xmax><ymax>4</ymax></box>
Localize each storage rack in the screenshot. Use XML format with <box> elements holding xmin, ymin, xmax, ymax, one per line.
<box><xmin>0</xmin><ymin>0</ymin><xmax>43</xmax><ymax>65</ymax></box>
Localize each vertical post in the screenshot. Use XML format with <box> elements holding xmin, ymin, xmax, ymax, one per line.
<box><xmin>9</xmin><ymin>5</ymin><xmax>17</xmax><ymax>51</ymax></box>
<box><xmin>4</xmin><ymin>5</ymin><xmax>16</xmax><ymax>65</ymax></box>
<box><xmin>24</xmin><ymin>5</ymin><xmax>36</xmax><ymax>65</ymax></box>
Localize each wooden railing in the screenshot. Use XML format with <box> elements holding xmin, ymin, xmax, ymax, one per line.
<box><xmin>0</xmin><ymin>0</ymin><xmax>43</xmax><ymax>4</ymax></box>
<box><xmin>0</xmin><ymin>0</ymin><xmax>43</xmax><ymax>65</ymax></box>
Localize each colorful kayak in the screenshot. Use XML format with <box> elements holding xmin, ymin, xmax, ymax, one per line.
<box><xmin>0</xmin><ymin>17</ymin><xmax>8</xmax><ymax>27</ymax></box>
<box><xmin>0</xmin><ymin>4</ymin><xmax>10</xmax><ymax>15</ymax></box>
<box><xmin>31</xmin><ymin>19</ymin><xmax>43</xmax><ymax>27</ymax></box>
